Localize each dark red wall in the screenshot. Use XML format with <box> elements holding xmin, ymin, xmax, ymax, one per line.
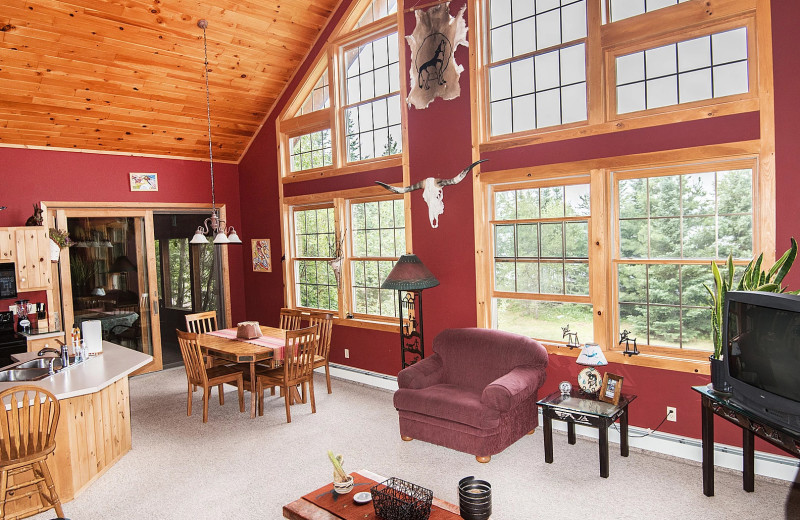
<box><xmin>0</xmin><ymin>147</ymin><xmax>247</xmax><ymax>323</ymax></box>
<box><xmin>237</xmin><ymin>0</ymin><xmax>800</xmax><ymax>454</ymax></box>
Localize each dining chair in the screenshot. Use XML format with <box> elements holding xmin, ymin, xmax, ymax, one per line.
<box><xmin>256</xmin><ymin>325</ymin><xmax>318</xmax><ymax>423</ymax></box>
<box><xmin>185</xmin><ymin>311</ymin><xmax>218</xmax><ymax>334</ymax></box>
<box><xmin>176</xmin><ymin>329</ymin><xmax>245</xmax><ymax>423</ymax></box>
<box><xmin>278</xmin><ymin>308</ymin><xmax>303</xmax><ymax>330</ymax></box>
<box><xmin>0</xmin><ymin>386</ymin><xmax>64</xmax><ymax>520</ymax></box>
<box><xmin>308</xmin><ymin>312</ymin><xmax>334</xmax><ymax>394</ymax></box>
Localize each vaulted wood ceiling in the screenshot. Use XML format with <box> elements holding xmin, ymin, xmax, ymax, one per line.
<box><xmin>0</xmin><ymin>0</ymin><xmax>339</xmax><ymax>162</ymax></box>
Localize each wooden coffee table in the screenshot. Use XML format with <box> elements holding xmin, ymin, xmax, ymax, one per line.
<box><xmin>283</xmin><ymin>469</ymin><xmax>460</xmax><ymax>519</ymax></box>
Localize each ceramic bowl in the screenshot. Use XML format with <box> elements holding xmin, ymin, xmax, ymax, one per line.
<box><xmin>333</xmin><ymin>475</ymin><xmax>354</xmax><ymax>494</ymax></box>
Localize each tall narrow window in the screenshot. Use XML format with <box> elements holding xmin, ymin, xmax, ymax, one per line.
<box><xmin>492</xmin><ymin>181</ymin><xmax>593</xmax><ymax>342</ymax></box>
<box><xmin>614</xmin><ymin>164</ymin><xmax>754</xmax><ymax>350</ymax></box>
<box><xmin>350</xmin><ymin>198</ymin><xmax>405</xmax><ymax>317</ymax></box>
<box><xmin>293</xmin><ymin>207</ymin><xmax>339</xmax><ymax>311</ymax></box>
<box><xmin>343</xmin><ymin>32</ymin><xmax>402</xmax><ymax>162</ymax></box>
<box><xmin>487</xmin><ymin>0</ymin><xmax>587</xmax><ymax>136</ymax></box>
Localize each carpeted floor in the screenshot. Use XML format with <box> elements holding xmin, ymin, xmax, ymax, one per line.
<box><xmin>30</xmin><ymin>368</ymin><xmax>800</xmax><ymax>519</ymax></box>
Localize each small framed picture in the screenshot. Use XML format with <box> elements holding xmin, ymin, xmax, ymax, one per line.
<box><xmin>252</xmin><ymin>239</ymin><xmax>271</xmax><ymax>272</ymax></box>
<box><xmin>129</xmin><ymin>173</ymin><xmax>158</xmax><ymax>191</ymax></box>
<box><xmin>599</xmin><ymin>373</ymin><xmax>623</xmax><ymax>405</ymax></box>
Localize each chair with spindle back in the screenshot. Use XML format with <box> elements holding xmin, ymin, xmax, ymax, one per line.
<box><xmin>308</xmin><ymin>312</ymin><xmax>334</xmax><ymax>394</ymax></box>
<box><xmin>0</xmin><ymin>386</ymin><xmax>63</xmax><ymax>520</ymax></box>
<box><xmin>256</xmin><ymin>325</ymin><xmax>318</xmax><ymax>423</ymax></box>
<box><xmin>185</xmin><ymin>311</ymin><xmax>218</xmax><ymax>334</ymax></box>
<box><xmin>278</xmin><ymin>308</ymin><xmax>303</xmax><ymax>331</ymax></box>
<box><xmin>176</xmin><ymin>330</ymin><xmax>245</xmax><ymax>423</ymax></box>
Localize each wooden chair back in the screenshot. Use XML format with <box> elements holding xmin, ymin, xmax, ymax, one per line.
<box><xmin>283</xmin><ymin>325</ymin><xmax>318</xmax><ymax>386</ymax></box>
<box><xmin>176</xmin><ymin>330</ymin><xmax>208</xmax><ymax>387</ymax></box>
<box><xmin>185</xmin><ymin>311</ymin><xmax>218</xmax><ymax>334</ymax></box>
<box><xmin>0</xmin><ymin>386</ymin><xmax>60</xmax><ymax>463</ymax></box>
<box><xmin>279</xmin><ymin>308</ymin><xmax>303</xmax><ymax>330</ymax></box>
<box><xmin>307</xmin><ymin>312</ymin><xmax>333</xmax><ymax>360</ymax></box>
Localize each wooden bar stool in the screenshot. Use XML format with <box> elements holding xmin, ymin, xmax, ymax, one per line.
<box><xmin>0</xmin><ymin>386</ymin><xmax>64</xmax><ymax>520</ymax></box>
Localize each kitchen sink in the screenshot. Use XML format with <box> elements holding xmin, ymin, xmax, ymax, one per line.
<box><xmin>15</xmin><ymin>357</ymin><xmax>76</xmax><ymax>371</ymax></box>
<box><xmin>0</xmin><ymin>368</ymin><xmax>51</xmax><ymax>382</ymax></box>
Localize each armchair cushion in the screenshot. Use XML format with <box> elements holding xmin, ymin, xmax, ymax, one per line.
<box><xmin>394</xmin><ymin>385</ymin><xmax>501</xmax><ymax>430</ymax></box>
<box><xmin>481</xmin><ymin>366</ymin><xmax>546</xmax><ymax>412</ymax></box>
<box><xmin>396</xmin><ymin>354</ymin><xmax>444</xmax><ymax>390</ymax></box>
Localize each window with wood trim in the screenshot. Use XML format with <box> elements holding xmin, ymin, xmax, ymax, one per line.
<box><xmin>355</xmin><ymin>0</ymin><xmax>398</xmax><ymax>29</ymax></box>
<box><xmin>613</xmin><ymin>161</ymin><xmax>755</xmax><ymax>351</ymax></box>
<box><xmin>298</xmin><ymin>71</ymin><xmax>330</xmax><ymax>116</ymax></box>
<box><xmin>487</xmin><ymin>0</ymin><xmax>588</xmax><ymax>136</ymax></box>
<box><xmin>343</xmin><ymin>31</ymin><xmax>402</xmax><ymax>162</ymax></box>
<box><xmin>477</xmin><ymin>0</ymin><xmax>756</xmax><ymax>145</ymax></box>
<box><xmin>350</xmin><ymin>198</ymin><xmax>405</xmax><ymax>318</ymax></box>
<box><xmin>491</xmin><ymin>179</ymin><xmax>594</xmax><ymax>342</ymax></box>
<box><xmin>614</xmin><ymin>27</ymin><xmax>749</xmax><ymax>115</ymax></box>
<box><xmin>292</xmin><ymin>206</ymin><xmax>339</xmax><ymax>311</ymax></box>
<box><xmin>290</xmin><ymin>130</ymin><xmax>333</xmax><ymax>172</ymax></box>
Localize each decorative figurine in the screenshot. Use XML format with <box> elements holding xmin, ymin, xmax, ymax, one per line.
<box><xmin>562</xmin><ymin>324</ymin><xmax>580</xmax><ymax>349</ymax></box>
<box><xmin>620</xmin><ymin>329</ymin><xmax>639</xmax><ymax>357</ymax></box>
<box><xmin>25</xmin><ymin>203</ymin><xmax>43</xmax><ymax>226</ymax></box>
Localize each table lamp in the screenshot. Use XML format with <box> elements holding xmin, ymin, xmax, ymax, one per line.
<box><xmin>576</xmin><ymin>342</ymin><xmax>607</xmax><ymax>366</ymax></box>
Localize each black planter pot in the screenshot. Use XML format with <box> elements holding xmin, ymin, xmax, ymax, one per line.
<box><xmin>458</xmin><ymin>476</ymin><xmax>491</xmax><ymax>520</ymax></box>
<box><xmin>709</xmin><ymin>356</ymin><xmax>732</xmax><ymax>393</ymax></box>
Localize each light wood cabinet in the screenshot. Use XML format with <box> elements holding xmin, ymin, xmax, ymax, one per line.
<box><xmin>0</xmin><ymin>226</ymin><xmax>51</xmax><ymax>290</ymax></box>
<box><xmin>26</xmin><ymin>333</ymin><xmax>65</xmax><ymax>353</ymax></box>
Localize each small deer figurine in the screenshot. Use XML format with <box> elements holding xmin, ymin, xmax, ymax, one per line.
<box><xmin>25</xmin><ymin>203</ymin><xmax>43</xmax><ymax>226</ymax></box>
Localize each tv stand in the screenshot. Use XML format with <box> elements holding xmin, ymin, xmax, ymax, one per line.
<box><xmin>692</xmin><ymin>385</ymin><xmax>800</xmax><ymax>497</ymax></box>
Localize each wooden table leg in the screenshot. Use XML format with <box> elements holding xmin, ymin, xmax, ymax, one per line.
<box><xmin>543</xmin><ymin>414</ymin><xmax>554</xmax><ymax>464</ymax></box>
<box><xmin>599</xmin><ymin>421</ymin><xmax>609</xmax><ymax>478</ymax></box>
<box><xmin>249</xmin><ymin>362</ymin><xmax>257</xmax><ymax>418</ymax></box>
<box><xmin>567</xmin><ymin>421</ymin><xmax>576</xmax><ymax>445</ymax></box>
<box><xmin>701</xmin><ymin>396</ymin><xmax>715</xmax><ymax>497</ymax></box>
<box><xmin>620</xmin><ymin>406</ymin><xmax>630</xmax><ymax>457</ymax></box>
<box><xmin>743</xmin><ymin>428</ymin><xmax>755</xmax><ymax>492</ymax></box>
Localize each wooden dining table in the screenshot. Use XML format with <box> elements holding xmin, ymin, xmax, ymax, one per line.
<box><xmin>197</xmin><ymin>325</ymin><xmax>286</xmax><ymax>418</ymax></box>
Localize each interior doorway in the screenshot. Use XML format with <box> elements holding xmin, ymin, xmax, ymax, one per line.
<box><xmin>153</xmin><ymin>213</ymin><xmax>226</xmax><ymax>368</ymax></box>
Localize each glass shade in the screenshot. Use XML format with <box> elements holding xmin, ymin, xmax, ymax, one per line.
<box><xmin>226</xmin><ymin>229</ymin><xmax>242</xmax><ymax>244</ymax></box>
<box><xmin>576</xmin><ymin>343</ymin><xmax>608</xmax><ymax>366</ymax></box>
<box><xmin>190</xmin><ymin>228</ymin><xmax>209</xmax><ymax>244</ymax></box>
<box><xmin>213</xmin><ymin>231</ymin><xmax>230</xmax><ymax>244</ymax></box>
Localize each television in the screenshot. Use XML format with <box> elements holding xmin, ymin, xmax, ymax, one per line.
<box><xmin>722</xmin><ymin>290</ymin><xmax>800</xmax><ymax>433</ymax></box>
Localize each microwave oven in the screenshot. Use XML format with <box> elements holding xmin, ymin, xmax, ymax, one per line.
<box><xmin>0</xmin><ymin>263</ymin><xmax>17</xmax><ymax>300</ymax></box>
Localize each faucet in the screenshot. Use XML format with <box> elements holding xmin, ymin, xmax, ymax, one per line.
<box><xmin>37</xmin><ymin>347</ymin><xmax>60</xmax><ymax>356</ymax></box>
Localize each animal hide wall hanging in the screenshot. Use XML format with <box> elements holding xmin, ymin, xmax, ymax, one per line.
<box><xmin>406</xmin><ymin>2</ymin><xmax>468</xmax><ymax>110</ymax></box>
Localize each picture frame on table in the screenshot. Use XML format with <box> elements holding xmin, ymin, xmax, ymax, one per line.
<box><xmin>599</xmin><ymin>373</ymin><xmax>623</xmax><ymax>405</ymax></box>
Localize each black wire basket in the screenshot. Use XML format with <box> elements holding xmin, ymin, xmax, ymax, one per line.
<box><xmin>370</xmin><ymin>477</ymin><xmax>433</xmax><ymax>520</ymax></box>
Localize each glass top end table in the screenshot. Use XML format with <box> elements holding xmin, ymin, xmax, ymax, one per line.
<box><xmin>537</xmin><ymin>390</ymin><xmax>637</xmax><ymax>478</ymax></box>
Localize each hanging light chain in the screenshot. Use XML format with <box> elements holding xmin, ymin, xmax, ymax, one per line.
<box><xmin>199</xmin><ymin>19</ymin><xmax>216</xmax><ymax>214</ymax></box>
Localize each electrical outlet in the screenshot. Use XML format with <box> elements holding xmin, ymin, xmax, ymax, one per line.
<box><xmin>344</xmin><ymin>348</ymin><xmax>350</xmax><ymax>359</ymax></box>
<box><xmin>667</xmin><ymin>406</ymin><xmax>677</xmax><ymax>422</ymax></box>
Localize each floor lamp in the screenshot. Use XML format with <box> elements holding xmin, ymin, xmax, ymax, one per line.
<box><xmin>381</xmin><ymin>254</ymin><xmax>439</xmax><ymax>369</ymax></box>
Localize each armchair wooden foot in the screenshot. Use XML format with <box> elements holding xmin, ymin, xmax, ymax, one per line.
<box><xmin>476</xmin><ymin>455</ymin><xmax>491</xmax><ymax>463</ymax></box>
<box><xmin>528</xmin><ymin>428</ymin><xmax>536</xmax><ymax>435</ymax></box>
<box><xmin>401</xmin><ymin>436</ymin><xmax>413</xmax><ymax>441</ymax></box>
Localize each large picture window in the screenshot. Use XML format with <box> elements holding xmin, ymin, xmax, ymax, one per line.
<box><xmin>614</xmin><ymin>163</ymin><xmax>755</xmax><ymax>350</ymax></box>
<box><xmin>491</xmin><ymin>180</ymin><xmax>593</xmax><ymax>342</ymax></box>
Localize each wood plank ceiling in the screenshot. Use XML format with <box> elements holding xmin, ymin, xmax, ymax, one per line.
<box><xmin>0</xmin><ymin>0</ymin><xmax>339</xmax><ymax>162</ymax></box>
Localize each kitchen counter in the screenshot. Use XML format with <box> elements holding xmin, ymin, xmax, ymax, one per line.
<box><xmin>7</xmin><ymin>341</ymin><xmax>152</xmax><ymax>398</ymax></box>
<box><xmin>20</xmin><ymin>330</ymin><xmax>64</xmax><ymax>340</ymax></box>
<box><xmin>1</xmin><ymin>342</ymin><xmax>152</xmax><ymax>509</ymax></box>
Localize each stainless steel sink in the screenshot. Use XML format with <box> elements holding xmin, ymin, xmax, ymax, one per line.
<box><xmin>14</xmin><ymin>357</ymin><xmax>76</xmax><ymax>370</ymax></box>
<box><xmin>0</xmin><ymin>368</ymin><xmax>51</xmax><ymax>382</ymax></box>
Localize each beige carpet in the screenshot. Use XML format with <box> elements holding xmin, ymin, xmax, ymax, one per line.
<box><xmin>30</xmin><ymin>367</ymin><xmax>800</xmax><ymax>519</ymax></box>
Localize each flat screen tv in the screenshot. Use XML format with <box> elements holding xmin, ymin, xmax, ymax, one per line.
<box><xmin>723</xmin><ymin>290</ymin><xmax>800</xmax><ymax>433</ymax></box>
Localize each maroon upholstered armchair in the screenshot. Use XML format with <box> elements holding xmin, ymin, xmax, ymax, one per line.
<box><xmin>393</xmin><ymin>328</ymin><xmax>548</xmax><ymax>462</ymax></box>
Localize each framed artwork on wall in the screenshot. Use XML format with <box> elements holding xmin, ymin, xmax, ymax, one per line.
<box><xmin>129</xmin><ymin>173</ymin><xmax>158</xmax><ymax>191</ymax></box>
<box><xmin>252</xmin><ymin>239</ymin><xmax>271</xmax><ymax>272</ymax></box>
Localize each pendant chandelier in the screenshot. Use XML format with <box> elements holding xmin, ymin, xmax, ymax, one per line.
<box><xmin>191</xmin><ymin>19</ymin><xmax>241</xmax><ymax>245</ymax></box>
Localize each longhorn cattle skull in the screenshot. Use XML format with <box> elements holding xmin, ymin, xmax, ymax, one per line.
<box><xmin>375</xmin><ymin>159</ymin><xmax>487</xmax><ymax>228</ymax></box>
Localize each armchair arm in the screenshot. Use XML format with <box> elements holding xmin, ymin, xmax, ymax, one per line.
<box><xmin>397</xmin><ymin>354</ymin><xmax>444</xmax><ymax>390</ymax></box>
<box><xmin>481</xmin><ymin>366</ymin><xmax>546</xmax><ymax>412</ymax></box>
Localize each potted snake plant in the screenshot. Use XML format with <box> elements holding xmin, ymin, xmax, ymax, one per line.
<box><xmin>705</xmin><ymin>237</ymin><xmax>798</xmax><ymax>391</ymax></box>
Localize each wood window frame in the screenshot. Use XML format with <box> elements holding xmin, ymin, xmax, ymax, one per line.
<box><xmin>475</xmin><ymin>141</ymin><xmax>773</xmax><ymax>374</ymax></box>
<box><xmin>470</xmin><ymin>0</ymin><xmax>761</xmax><ymax>154</ymax></box>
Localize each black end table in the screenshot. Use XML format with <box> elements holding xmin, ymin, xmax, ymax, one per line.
<box><xmin>537</xmin><ymin>389</ymin><xmax>637</xmax><ymax>478</ymax></box>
